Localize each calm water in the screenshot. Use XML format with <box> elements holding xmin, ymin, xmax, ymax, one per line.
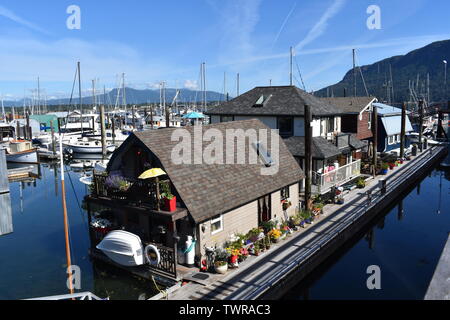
<box><xmin>284</xmin><ymin>156</ymin><xmax>450</xmax><ymax>300</ymax></box>
<box><xmin>0</xmin><ymin>162</ymin><xmax>157</xmax><ymax>300</ymax></box>
<box><xmin>1</xmin><ymin>148</ymin><xmax>449</xmax><ymax>300</ymax></box>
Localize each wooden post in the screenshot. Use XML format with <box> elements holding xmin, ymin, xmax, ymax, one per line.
<box><xmin>100</xmin><ymin>104</ymin><xmax>107</xmax><ymax>157</ymax></box>
<box><xmin>132</xmin><ymin>105</ymin><xmax>137</xmax><ymax>129</ymax></box>
<box><xmin>112</xmin><ymin>116</ymin><xmax>116</xmax><ymax>145</ymax></box>
<box><xmin>26</xmin><ymin>110</ymin><xmax>31</xmax><ymax>140</ymax></box>
<box><xmin>0</xmin><ymin>149</ymin><xmax>13</xmax><ymax>236</ymax></box>
<box><xmin>418</xmin><ymin>99</ymin><xmax>424</xmax><ymax>152</ymax></box>
<box><xmin>150</xmin><ymin>106</ymin><xmax>154</xmax><ymax>130</ymax></box>
<box><xmin>165</xmin><ymin>103</ymin><xmax>170</xmax><ymax>128</ymax></box>
<box><xmin>50</xmin><ymin>120</ymin><xmax>56</xmax><ymax>155</ymax></box>
<box><xmin>372</xmin><ymin>104</ymin><xmax>378</xmax><ymax>177</ymax></box>
<box><xmin>156</xmin><ymin>177</ymin><xmax>161</xmax><ymax>211</ymax></box>
<box><xmin>16</xmin><ymin>121</ymin><xmax>20</xmax><ymax>140</ymax></box>
<box><xmin>400</xmin><ymin>102</ymin><xmax>406</xmax><ymax>158</ymax></box>
<box><xmin>304</xmin><ymin>104</ymin><xmax>312</xmax><ymax>212</ymax></box>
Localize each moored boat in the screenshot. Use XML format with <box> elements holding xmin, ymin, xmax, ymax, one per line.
<box><xmin>3</xmin><ymin>140</ymin><xmax>38</xmax><ymax>164</ymax></box>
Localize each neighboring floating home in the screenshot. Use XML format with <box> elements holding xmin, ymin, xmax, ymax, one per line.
<box><xmin>373</xmin><ymin>103</ymin><xmax>414</xmax><ymax>154</ymax></box>
<box><xmin>86</xmin><ymin>119</ymin><xmax>304</xmax><ymax>280</ymax></box>
<box><xmin>206</xmin><ymin>86</ymin><xmax>367</xmax><ymax>194</ymax></box>
<box><xmin>320</xmin><ymin>97</ymin><xmax>378</xmax><ymax>142</ymax></box>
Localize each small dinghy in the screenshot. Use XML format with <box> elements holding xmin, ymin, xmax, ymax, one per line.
<box><xmin>96</xmin><ymin>231</ymin><xmax>161</xmax><ymax>267</ymax></box>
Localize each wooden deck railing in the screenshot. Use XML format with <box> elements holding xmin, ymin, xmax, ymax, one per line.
<box><xmin>146</xmin><ymin>242</ymin><xmax>177</xmax><ymax>279</ymax></box>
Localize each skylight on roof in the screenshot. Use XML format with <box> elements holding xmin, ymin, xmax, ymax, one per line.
<box><xmin>253</xmin><ymin>141</ymin><xmax>275</xmax><ymax>167</ymax></box>
<box><xmin>253</xmin><ymin>94</ymin><xmax>272</xmax><ymax>107</ymax></box>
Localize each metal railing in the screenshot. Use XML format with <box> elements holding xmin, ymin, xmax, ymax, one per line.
<box><xmin>312</xmin><ymin>160</ymin><xmax>361</xmax><ymax>194</ymax></box>
<box><xmin>26</xmin><ymin>292</ymin><xmax>106</xmax><ymax>300</ymax></box>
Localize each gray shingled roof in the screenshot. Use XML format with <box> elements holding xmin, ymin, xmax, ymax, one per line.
<box><xmin>283</xmin><ymin>136</ymin><xmax>341</xmax><ymax>159</ymax></box>
<box><xmin>320</xmin><ymin>97</ymin><xmax>376</xmax><ymax>114</ymax></box>
<box><xmin>206</xmin><ymin>86</ymin><xmax>344</xmax><ymax>117</ymax></box>
<box><xmin>130</xmin><ymin>119</ymin><xmax>304</xmax><ymax>223</ymax></box>
<box><xmin>349</xmin><ymin>134</ymin><xmax>368</xmax><ymax>150</ymax></box>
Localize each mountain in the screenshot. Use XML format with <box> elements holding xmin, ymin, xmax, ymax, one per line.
<box><xmin>315</xmin><ymin>40</ymin><xmax>450</xmax><ymax>104</ymax></box>
<box><xmin>2</xmin><ymin>87</ymin><xmax>227</xmax><ymax>107</ymax></box>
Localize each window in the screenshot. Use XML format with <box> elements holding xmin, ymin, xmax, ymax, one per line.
<box><xmin>281</xmin><ymin>186</ymin><xmax>290</xmax><ymax>201</ymax></box>
<box><xmin>220</xmin><ymin>116</ymin><xmax>234</xmax><ymax>123</ymax></box>
<box><xmin>327</xmin><ymin>117</ymin><xmax>335</xmax><ymax>133</ymax></box>
<box><xmin>210</xmin><ymin>215</ymin><xmax>223</xmax><ymax>235</ymax></box>
<box><xmin>253</xmin><ymin>94</ymin><xmax>272</xmax><ymax>107</ymax></box>
<box><xmin>278</xmin><ymin>117</ymin><xmax>294</xmax><ymax>137</ymax></box>
<box><xmin>388</xmin><ymin>135</ymin><xmax>396</xmax><ymax>145</ymax></box>
<box><xmin>368</xmin><ymin>111</ymin><xmax>372</xmax><ymax>129</ymax></box>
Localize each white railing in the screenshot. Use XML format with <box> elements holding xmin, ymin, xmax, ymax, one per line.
<box><xmin>26</xmin><ymin>292</ymin><xmax>106</xmax><ymax>300</ymax></box>
<box><xmin>312</xmin><ymin>160</ymin><xmax>361</xmax><ymax>194</ymax></box>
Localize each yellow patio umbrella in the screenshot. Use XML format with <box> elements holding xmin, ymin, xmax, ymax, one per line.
<box><xmin>138</xmin><ymin>168</ymin><xmax>167</xmax><ymax>180</ymax></box>
<box><xmin>138</xmin><ymin>168</ymin><xmax>167</xmax><ymax>211</ymax></box>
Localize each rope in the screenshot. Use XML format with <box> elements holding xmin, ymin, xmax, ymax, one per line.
<box><xmin>151</xmin><ymin>275</ymin><xmax>168</xmax><ymax>300</ymax></box>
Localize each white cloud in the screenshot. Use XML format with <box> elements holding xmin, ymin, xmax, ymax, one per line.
<box><xmin>184</xmin><ymin>80</ymin><xmax>198</xmax><ymax>90</ymax></box>
<box><xmin>295</xmin><ymin>0</ymin><xmax>346</xmax><ymax>51</ymax></box>
<box><xmin>0</xmin><ymin>5</ymin><xmax>49</xmax><ymax>35</ymax></box>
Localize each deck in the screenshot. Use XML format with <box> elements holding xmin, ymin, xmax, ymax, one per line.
<box><xmin>168</xmin><ymin>145</ymin><xmax>447</xmax><ymax>300</ymax></box>
<box><xmin>424</xmin><ymin>234</ymin><xmax>450</xmax><ymax>300</ymax></box>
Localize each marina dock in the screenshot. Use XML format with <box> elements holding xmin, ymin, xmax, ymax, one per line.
<box><xmin>425</xmin><ymin>234</ymin><xmax>450</xmax><ymax>300</ymax></box>
<box><xmin>168</xmin><ymin>145</ymin><xmax>448</xmax><ymax>300</ymax></box>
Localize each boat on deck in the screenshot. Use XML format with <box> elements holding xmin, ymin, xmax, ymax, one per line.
<box><xmin>3</xmin><ymin>140</ymin><xmax>38</xmax><ymax>164</ymax></box>
<box><xmin>96</xmin><ymin>231</ymin><xmax>149</xmax><ymax>267</ymax></box>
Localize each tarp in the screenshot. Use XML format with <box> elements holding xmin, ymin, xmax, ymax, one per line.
<box><xmin>381</xmin><ymin>115</ymin><xmax>414</xmax><ymax>136</ymax></box>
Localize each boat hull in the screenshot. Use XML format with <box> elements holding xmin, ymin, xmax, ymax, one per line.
<box><xmin>64</xmin><ymin>143</ymin><xmax>116</xmax><ymax>154</ymax></box>
<box><xmin>96</xmin><ymin>231</ymin><xmax>145</xmax><ymax>267</ymax></box>
<box><xmin>6</xmin><ymin>149</ymin><xmax>38</xmax><ymax>164</ymax></box>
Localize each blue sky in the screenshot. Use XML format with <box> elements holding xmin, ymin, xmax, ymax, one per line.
<box><xmin>0</xmin><ymin>0</ymin><xmax>449</xmax><ymax>101</ymax></box>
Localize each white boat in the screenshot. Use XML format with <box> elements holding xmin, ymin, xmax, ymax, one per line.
<box><xmin>64</xmin><ymin>138</ymin><xmax>116</xmax><ymax>154</ymax></box>
<box><xmin>3</xmin><ymin>141</ymin><xmax>38</xmax><ymax>163</ymax></box>
<box><xmin>96</xmin><ymin>231</ymin><xmax>147</xmax><ymax>267</ymax></box>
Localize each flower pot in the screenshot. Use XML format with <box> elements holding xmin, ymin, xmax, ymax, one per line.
<box><xmin>164</xmin><ymin>196</ymin><xmax>177</xmax><ymax>212</ymax></box>
<box><xmin>381</xmin><ymin>169</ymin><xmax>389</xmax><ymax>175</ymax></box>
<box><xmin>214</xmin><ymin>263</ymin><xmax>228</xmax><ymax>274</ymax></box>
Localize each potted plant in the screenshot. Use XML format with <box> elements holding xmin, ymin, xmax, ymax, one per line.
<box><xmin>254</xmin><ymin>243</ymin><xmax>261</xmax><ymax>256</ymax></box>
<box><xmin>356</xmin><ymin>177</ymin><xmax>366</xmax><ymax>189</ymax></box>
<box><xmin>282</xmin><ymin>200</ymin><xmax>292</xmax><ymax>211</ymax></box>
<box><xmin>336</xmin><ymin>194</ymin><xmax>345</xmax><ymax>205</ymax></box>
<box><xmin>381</xmin><ymin>163</ymin><xmax>389</xmax><ymax>175</ymax></box>
<box><xmin>105</xmin><ymin>175</ymin><xmax>131</xmax><ymax>200</ymax></box>
<box><xmin>388</xmin><ymin>162</ymin><xmax>395</xmax><ymax>170</ymax></box>
<box><xmin>269</xmin><ymin>229</ymin><xmax>282</xmax><ymax>243</ymax></box>
<box><xmin>160</xmin><ymin>181</ymin><xmax>177</xmax><ymax>212</ymax></box>
<box><xmin>214</xmin><ymin>260</ymin><xmax>228</xmax><ymax>274</ymax></box>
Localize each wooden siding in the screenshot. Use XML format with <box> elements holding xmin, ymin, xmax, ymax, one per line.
<box><xmin>357</xmin><ymin>111</ymin><xmax>373</xmax><ymax>140</ymax></box>
<box><xmin>197</xmin><ymin>201</ymin><xmax>259</xmax><ymax>256</ymax></box>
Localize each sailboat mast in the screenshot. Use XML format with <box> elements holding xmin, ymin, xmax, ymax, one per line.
<box><xmin>37</xmin><ymin>77</ymin><xmax>41</xmax><ymax>115</ymax></box>
<box><xmin>1</xmin><ymin>96</ymin><xmax>6</xmax><ymax>123</ymax></box>
<box><xmin>352</xmin><ymin>49</ymin><xmax>357</xmax><ymax>97</ymax></box>
<box><xmin>78</xmin><ymin>62</ymin><xmax>83</xmax><ymax>134</ymax></box>
<box><xmin>59</xmin><ymin>137</ymin><xmax>74</xmax><ymax>294</ymax></box>
<box><xmin>290</xmin><ymin>46</ymin><xmax>293</xmax><ymax>86</ymax></box>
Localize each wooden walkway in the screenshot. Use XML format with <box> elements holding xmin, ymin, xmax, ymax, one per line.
<box><xmin>425</xmin><ymin>234</ymin><xmax>450</xmax><ymax>300</ymax></box>
<box><xmin>169</xmin><ymin>146</ymin><xmax>447</xmax><ymax>300</ymax></box>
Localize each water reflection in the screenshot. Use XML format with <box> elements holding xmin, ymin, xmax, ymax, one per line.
<box><xmin>0</xmin><ymin>159</ymin><xmax>157</xmax><ymax>300</ymax></box>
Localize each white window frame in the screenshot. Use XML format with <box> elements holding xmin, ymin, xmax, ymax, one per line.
<box><xmin>388</xmin><ymin>135</ymin><xmax>396</xmax><ymax>145</ymax></box>
<box><xmin>210</xmin><ymin>215</ymin><xmax>224</xmax><ymax>235</ymax></box>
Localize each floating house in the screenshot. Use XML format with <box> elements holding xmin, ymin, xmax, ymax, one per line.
<box><xmin>206</xmin><ymin>86</ymin><xmax>366</xmax><ymax>194</ymax></box>
<box><xmin>320</xmin><ymin>97</ymin><xmax>377</xmax><ymax>142</ymax></box>
<box><xmin>86</xmin><ymin>119</ymin><xmax>304</xmax><ymax>280</ymax></box>
<box><xmin>373</xmin><ymin>103</ymin><xmax>414</xmax><ymax>153</ymax></box>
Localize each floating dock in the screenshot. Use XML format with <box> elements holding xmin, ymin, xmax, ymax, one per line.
<box><xmin>0</xmin><ymin>149</ymin><xmax>13</xmax><ymax>236</ymax></box>
<box><xmin>168</xmin><ymin>146</ymin><xmax>448</xmax><ymax>300</ymax></box>
<box><xmin>424</xmin><ymin>234</ymin><xmax>450</xmax><ymax>300</ymax></box>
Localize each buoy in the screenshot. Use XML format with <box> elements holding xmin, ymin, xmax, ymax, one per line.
<box><xmin>145</xmin><ymin>245</ymin><xmax>161</xmax><ymax>266</ymax></box>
